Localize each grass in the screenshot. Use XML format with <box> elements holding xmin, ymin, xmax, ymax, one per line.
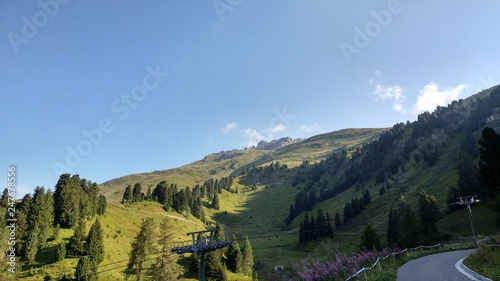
<box><xmin>16</xmin><ymin>201</ymin><xmax>208</xmax><ymax>280</ymax></box>
<box><xmin>464</xmin><ymin>243</ymin><xmax>500</xmax><ymax>281</ymax></box>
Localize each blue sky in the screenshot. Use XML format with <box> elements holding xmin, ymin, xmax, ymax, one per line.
<box><xmin>1</xmin><ymin>1</ymin><xmax>499</xmax><ymax>197</ymax></box>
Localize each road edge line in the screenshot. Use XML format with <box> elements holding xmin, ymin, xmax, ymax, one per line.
<box><xmin>455</xmin><ymin>257</ymin><xmax>492</xmax><ymax>281</ymax></box>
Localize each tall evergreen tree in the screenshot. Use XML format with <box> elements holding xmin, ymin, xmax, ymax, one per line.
<box><xmin>299</xmin><ymin>213</ymin><xmax>310</xmax><ymax>243</ymax></box>
<box><xmin>478</xmin><ymin>127</ymin><xmax>500</xmax><ymax>196</ymax></box>
<box><xmin>96</xmin><ymin>194</ymin><xmax>107</xmax><ymax>215</ymax></box>
<box><xmin>418</xmin><ymin>191</ymin><xmax>439</xmax><ymax>241</ymax></box>
<box><xmin>145</xmin><ymin>186</ymin><xmax>152</xmax><ymax>201</ymax></box>
<box><xmin>315</xmin><ymin>209</ymin><xmax>327</xmax><ymax>239</ymax></box>
<box><xmin>154</xmin><ymin>218</ymin><xmax>183</xmax><ymax>281</ymax></box>
<box><xmin>399</xmin><ymin>204</ymin><xmax>420</xmax><ymax>248</ymax></box>
<box><xmin>387</xmin><ymin>208</ymin><xmax>400</xmax><ymax>248</ymax></box>
<box><xmin>343</xmin><ymin>202</ymin><xmax>353</xmax><ymax>222</ymax></box>
<box><xmin>54</xmin><ymin>174</ymin><xmax>81</xmax><ymax>228</ymax></box>
<box><xmin>211</xmin><ymin>191</ymin><xmax>220</xmax><ymax>210</ymax></box>
<box><xmin>126</xmin><ymin>218</ymin><xmax>156</xmax><ymax>280</ymax></box>
<box><xmin>75</xmin><ymin>255</ymin><xmax>96</xmax><ymax>281</ymax></box>
<box><xmin>334</xmin><ymin>212</ymin><xmax>341</xmax><ymax>227</ymax></box>
<box><xmin>478</xmin><ymin>128</ymin><xmax>500</xmax><ymax>225</ymax></box>
<box><xmin>0</xmin><ymin>188</ymin><xmax>8</xmax><ymax>208</ymax></box>
<box><xmin>23</xmin><ymin>226</ymin><xmax>39</xmax><ymax>263</ymax></box>
<box><xmin>30</xmin><ymin>186</ymin><xmax>54</xmax><ymax>249</ymax></box>
<box><xmin>85</xmin><ymin>219</ymin><xmax>105</xmax><ymax>268</ymax></box>
<box><xmin>205</xmin><ymin>250</ymin><xmax>225</xmax><ymax>281</ymax></box>
<box><xmin>241</xmin><ymin>237</ymin><xmax>254</xmax><ymax>277</ymax></box>
<box><xmin>363</xmin><ymin>190</ymin><xmax>372</xmax><ymax>205</ymax></box>
<box><xmin>132</xmin><ymin>183</ymin><xmax>143</xmax><ymax>203</ymax></box>
<box><xmin>69</xmin><ymin>216</ymin><xmax>87</xmax><ymax>256</ymax></box>
<box><xmin>56</xmin><ymin>241</ymin><xmax>66</xmax><ymax>261</ymax></box>
<box><xmin>15</xmin><ymin>195</ymin><xmax>30</xmax><ymax>256</ymax></box>
<box><xmin>226</xmin><ymin>234</ymin><xmax>243</xmax><ymax>273</ymax></box>
<box><xmin>359</xmin><ymin>224</ymin><xmax>381</xmax><ymax>251</ymax></box>
<box><xmin>122</xmin><ymin>185</ymin><xmax>132</xmax><ymax>203</ymax></box>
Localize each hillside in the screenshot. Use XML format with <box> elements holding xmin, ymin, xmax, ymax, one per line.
<box><xmin>10</xmin><ymin>85</ymin><xmax>500</xmax><ymax>280</ymax></box>
<box><xmin>97</xmin><ymin>85</ymin><xmax>500</xmax><ymax>278</ymax></box>
<box><xmin>100</xmin><ymin>128</ymin><xmax>387</xmax><ymax>202</ymax></box>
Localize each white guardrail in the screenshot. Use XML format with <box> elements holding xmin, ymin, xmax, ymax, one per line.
<box><xmin>344</xmin><ymin>237</ymin><xmax>494</xmax><ymax>281</ymax></box>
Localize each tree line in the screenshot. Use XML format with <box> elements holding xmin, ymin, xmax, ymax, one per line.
<box><xmin>125</xmin><ymin>219</ymin><xmax>255</xmax><ymax>281</ymax></box>
<box><xmin>121</xmin><ymin>176</ymin><xmax>235</xmax><ymax>222</ymax></box>
<box><xmin>0</xmin><ymin>173</ymin><xmax>107</xmax><ymax>280</ymax></box>
<box><xmin>298</xmin><ymin>209</ymin><xmax>333</xmax><ymax>243</ymax></box>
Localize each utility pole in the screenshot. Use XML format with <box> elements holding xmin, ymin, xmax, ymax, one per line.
<box><xmin>453</xmin><ymin>196</ymin><xmax>480</xmax><ymax>243</ymax></box>
<box><xmin>171</xmin><ymin>228</ymin><xmax>232</xmax><ymax>281</ymax></box>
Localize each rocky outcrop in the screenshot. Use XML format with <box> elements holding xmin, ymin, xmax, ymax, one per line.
<box><xmin>201</xmin><ymin>150</ymin><xmax>243</xmax><ymax>162</ymax></box>
<box><xmin>256</xmin><ymin>137</ymin><xmax>302</xmax><ymax>150</ymax></box>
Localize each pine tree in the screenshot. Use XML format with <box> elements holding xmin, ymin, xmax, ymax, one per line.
<box><xmin>211</xmin><ymin>191</ymin><xmax>220</xmax><ymax>210</ymax></box>
<box><xmin>226</xmin><ymin>234</ymin><xmax>243</xmax><ymax>273</ymax></box>
<box><xmin>205</xmin><ymin>250</ymin><xmax>225</xmax><ymax>281</ymax></box>
<box><xmin>69</xmin><ymin>216</ymin><xmax>87</xmax><ymax>256</ymax></box>
<box><xmin>132</xmin><ymin>183</ymin><xmax>142</xmax><ymax>203</ymax></box>
<box><xmin>363</xmin><ymin>190</ymin><xmax>372</xmax><ymax>205</ymax></box>
<box><xmin>75</xmin><ymin>256</ymin><xmax>96</xmax><ymax>281</ymax></box>
<box><xmin>146</xmin><ymin>185</ymin><xmax>152</xmax><ymax>201</ymax></box>
<box><xmin>96</xmin><ymin>195</ymin><xmax>106</xmax><ymax>215</ymax></box>
<box><xmin>54</xmin><ymin>174</ymin><xmax>82</xmax><ymax>228</ymax></box>
<box><xmin>23</xmin><ymin>228</ymin><xmax>39</xmax><ymax>263</ymax></box>
<box><xmin>418</xmin><ymin>191</ymin><xmax>439</xmax><ymax>241</ymax></box>
<box><xmin>56</xmin><ymin>241</ymin><xmax>66</xmax><ymax>261</ymax></box>
<box><xmin>126</xmin><ymin>218</ymin><xmax>156</xmax><ymax>280</ymax></box>
<box><xmin>86</xmin><ymin>219</ymin><xmax>105</xmax><ymax>268</ymax></box>
<box><xmin>0</xmin><ymin>188</ymin><xmax>8</xmax><ymax>208</ymax></box>
<box><xmin>359</xmin><ymin>224</ymin><xmax>381</xmax><ymax>251</ymax></box>
<box><xmin>53</xmin><ymin>223</ymin><xmax>61</xmax><ymax>241</ymax></box>
<box><xmin>30</xmin><ymin>186</ymin><xmax>54</xmax><ymax>249</ymax></box>
<box><xmin>343</xmin><ymin>202</ymin><xmax>353</xmax><ymax>222</ymax></box>
<box><xmin>315</xmin><ymin>209</ymin><xmax>327</xmax><ymax>238</ymax></box>
<box><xmin>299</xmin><ymin>214</ymin><xmax>310</xmax><ymax>243</ymax></box>
<box><xmin>241</xmin><ymin>237</ymin><xmax>254</xmax><ymax>277</ymax></box>
<box><xmin>334</xmin><ymin>212</ymin><xmax>341</xmax><ymax>227</ymax></box>
<box><xmin>387</xmin><ymin>208</ymin><xmax>400</xmax><ymax>247</ymax></box>
<box><xmin>122</xmin><ymin>185</ymin><xmax>132</xmax><ymax>203</ymax></box>
<box><xmin>154</xmin><ymin>219</ymin><xmax>183</xmax><ymax>281</ymax></box>
<box><xmin>399</xmin><ymin>204</ymin><xmax>420</xmax><ymax>248</ymax></box>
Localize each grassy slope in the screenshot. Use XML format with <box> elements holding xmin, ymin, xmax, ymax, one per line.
<box><xmin>18</xmin><ymin>117</ymin><xmax>500</xmax><ymax>280</ymax></box>
<box><xmin>100</xmin><ymin>128</ymin><xmax>387</xmax><ymax>203</ymax></box>
<box><xmin>100</xmin><ymin>149</ymin><xmax>270</xmax><ymax>202</ymax></box>
<box><xmin>91</xmin><ymin>128</ymin><xmax>387</xmax><ymax>279</ymax></box>
<box><xmin>98</xmin><ymin>123</ymin><xmax>498</xmax><ymax>277</ymax></box>
<box><xmin>17</xmin><ymin>202</ymin><xmax>207</xmax><ymax>281</ymax></box>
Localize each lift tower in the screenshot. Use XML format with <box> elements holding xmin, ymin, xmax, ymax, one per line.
<box><xmin>171</xmin><ymin>228</ymin><xmax>232</xmax><ymax>281</ymax></box>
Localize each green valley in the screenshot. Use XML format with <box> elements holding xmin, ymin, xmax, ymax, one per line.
<box><xmin>4</xmin><ymin>85</ymin><xmax>500</xmax><ymax>280</ymax></box>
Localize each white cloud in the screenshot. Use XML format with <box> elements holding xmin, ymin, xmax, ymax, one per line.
<box><xmin>413</xmin><ymin>82</ymin><xmax>468</xmax><ymax>113</ymax></box>
<box><xmin>222</xmin><ymin>122</ymin><xmax>238</xmax><ymax>133</ymax></box>
<box><xmin>267</xmin><ymin>123</ymin><xmax>286</xmax><ymax>134</ymax></box>
<box><xmin>241</xmin><ymin>128</ymin><xmax>263</xmax><ymax>139</ymax></box>
<box><xmin>371</xmin><ymin>80</ymin><xmax>406</xmax><ymax>114</ymax></box>
<box><xmin>300</xmin><ymin>123</ymin><xmax>320</xmax><ymax>133</ymax></box>
<box><xmin>241</xmin><ymin>128</ymin><xmax>264</xmax><ymax>147</ymax></box>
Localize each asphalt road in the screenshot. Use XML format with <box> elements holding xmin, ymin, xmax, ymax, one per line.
<box><xmin>397</xmin><ymin>249</ymin><xmax>477</xmax><ymax>281</ymax></box>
